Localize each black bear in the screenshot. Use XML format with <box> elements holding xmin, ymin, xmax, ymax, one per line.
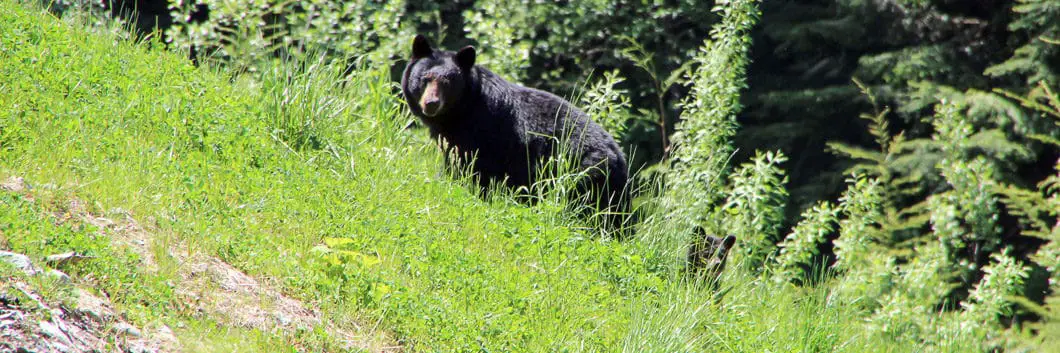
<box><xmin>400</xmin><ymin>35</ymin><xmax>630</xmax><ymax>233</ymax></box>
<box><xmin>687</xmin><ymin>227</ymin><xmax>736</xmax><ymax>282</ymax></box>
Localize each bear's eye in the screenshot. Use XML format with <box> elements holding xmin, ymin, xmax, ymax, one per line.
<box><xmin>422</xmin><ymin>74</ymin><xmax>450</xmax><ymax>86</ymax></box>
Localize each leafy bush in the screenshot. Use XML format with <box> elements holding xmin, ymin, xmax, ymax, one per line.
<box><xmin>650</xmin><ymin>0</ymin><xmax>760</xmax><ymax>257</ymax></box>
<box><xmin>166</xmin><ymin>0</ymin><xmax>411</xmax><ymax>70</ymax></box>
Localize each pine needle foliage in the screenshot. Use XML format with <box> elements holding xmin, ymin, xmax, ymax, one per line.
<box><xmin>827</xmin><ymin>82</ymin><xmax>934</xmax><ymax>246</ymax></box>
<box><xmin>992</xmin><ymin>82</ymin><xmax>1060</xmax><ymax>351</ymax></box>
<box><xmin>824</xmin><ymin>91</ymin><xmax>1049</xmax><ymax>350</ymax></box>
<box><xmin>823</xmin><ymin>95</ymin><xmax>1052</xmax><ymax>350</ymax></box>
<box><xmin>984</xmin><ymin>0</ymin><xmax>1060</xmax><ymax>90</ymax></box>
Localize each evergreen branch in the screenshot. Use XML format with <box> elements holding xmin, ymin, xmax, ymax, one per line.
<box><xmin>826</xmin><ymin>142</ymin><xmax>885</xmax><ymax>163</ymax></box>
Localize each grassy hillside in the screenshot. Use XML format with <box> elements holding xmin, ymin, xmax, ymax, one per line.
<box><xmin>0</xmin><ymin>2</ymin><xmax>959</xmax><ymax>352</ymax></box>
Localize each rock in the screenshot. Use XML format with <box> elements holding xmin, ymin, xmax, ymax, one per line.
<box><xmin>113</xmin><ymin>322</ymin><xmax>142</xmax><ymax>337</ymax></box>
<box><xmin>47</xmin><ymin>269</ymin><xmax>71</xmax><ymax>284</ymax></box>
<box><xmin>0</xmin><ymin>292</ymin><xmax>20</xmax><ymax>306</ymax></box>
<box><xmin>68</xmin><ymin>199</ymin><xmax>85</xmax><ymax>214</ymax></box>
<box><xmin>85</xmin><ymin>216</ymin><xmax>115</xmax><ymax>229</ymax></box>
<box><xmin>276</xmin><ymin>312</ymin><xmax>292</xmax><ymax>327</ymax></box>
<box><xmin>73</xmin><ymin>289</ymin><xmax>115</xmax><ymax>322</ymax></box>
<box><xmin>0</xmin><ymin>176</ymin><xmax>27</xmax><ymax>192</ymax></box>
<box><xmin>0</xmin><ymin>251</ymin><xmax>40</xmax><ymax>276</ymax></box>
<box><xmin>125</xmin><ymin>323</ymin><xmax>181</xmax><ymax>353</ymax></box>
<box><xmin>153</xmin><ymin>324</ymin><xmax>179</xmax><ymax>343</ymax></box>
<box><xmin>38</xmin><ymin>320</ymin><xmax>73</xmax><ymax>347</ymax></box>
<box><xmin>45</xmin><ymin>251</ymin><xmax>94</xmax><ymax>267</ymax></box>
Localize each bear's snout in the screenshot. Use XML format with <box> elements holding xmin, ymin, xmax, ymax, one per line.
<box><xmin>422</xmin><ymin>98</ymin><xmax>441</xmax><ymax>116</ymax></box>
<box><xmin>420</xmin><ymin>82</ymin><xmax>443</xmax><ymax>117</ymax></box>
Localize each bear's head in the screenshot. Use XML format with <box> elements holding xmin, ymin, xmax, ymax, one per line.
<box><xmin>401</xmin><ymin>35</ymin><xmax>476</xmax><ymax>119</ymax></box>
<box><xmin>687</xmin><ymin>227</ymin><xmax>736</xmax><ymax>279</ymax></box>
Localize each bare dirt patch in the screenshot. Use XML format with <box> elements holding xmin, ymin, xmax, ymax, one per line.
<box><xmin>95</xmin><ymin>210</ymin><xmax>394</xmax><ymax>351</ymax></box>
<box><xmin>1</xmin><ymin>270</ymin><xmax>178</xmax><ymax>353</ymax></box>
<box><xmin>1</xmin><ymin>176</ymin><xmax>398</xmax><ymax>352</ymax></box>
<box><xmin>0</xmin><ymin>176</ymin><xmax>26</xmax><ymax>193</ymax></box>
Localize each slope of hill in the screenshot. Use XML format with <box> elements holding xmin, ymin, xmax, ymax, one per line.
<box><xmin>0</xmin><ymin>2</ymin><xmax>940</xmax><ymax>352</ymax></box>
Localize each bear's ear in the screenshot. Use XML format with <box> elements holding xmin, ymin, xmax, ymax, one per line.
<box><xmin>455</xmin><ymin>46</ymin><xmax>476</xmax><ymax>70</ymax></box>
<box><xmin>721</xmin><ymin>235</ymin><xmax>736</xmax><ymax>251</ymax></box>
<box><xmin>412</xmin><ymin>35</ymin><xmax>433</xmax><ymax>59</ymax></box>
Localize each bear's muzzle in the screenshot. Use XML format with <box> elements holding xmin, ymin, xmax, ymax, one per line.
<box><xmin>420</xmin><ymin>82</ymin><xmax>443</xmax><ymax>117</ymax></box>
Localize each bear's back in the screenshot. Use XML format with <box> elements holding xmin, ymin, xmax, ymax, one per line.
<box><xmin>478</xmin><ymin>76</ymin><xmax>622</xmax><ymax>165</ymax></box>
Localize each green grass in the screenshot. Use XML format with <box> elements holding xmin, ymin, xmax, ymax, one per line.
<box><xmin>0</xmin><ymin>191</ymin><xmax>304</xmax><ymax>352</ymax></box>
<box><xmin>0</xmin><ymin>2</ymin><xmax>939</xmax><ymax>351</ymax></box>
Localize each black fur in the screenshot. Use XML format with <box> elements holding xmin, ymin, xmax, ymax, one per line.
<box><xmin>401</xmin><ymin>35</ymin><xmax>631</xmax><ymax>232</ymax></box>
<box><xmin>687</xmin><ymin>227</ymin><xmax>737</xmax><ymax>280</ymax></box>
